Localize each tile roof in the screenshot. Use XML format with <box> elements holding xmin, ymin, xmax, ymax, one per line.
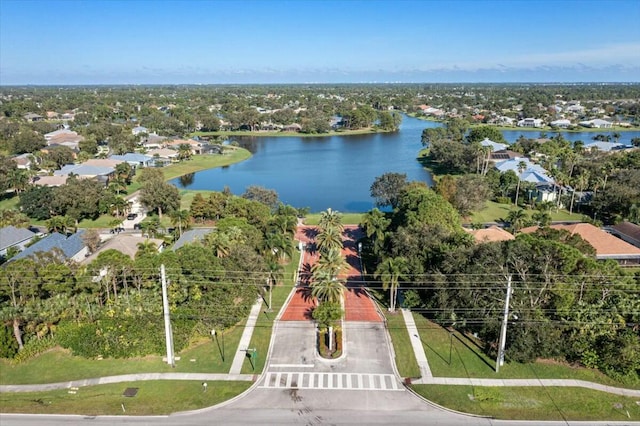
<box><xmin>12</xmin><ymin>230</ymin><xmax>86</xmax><ymax>261</ymax></box>
<box><xmin>521</xmin><ymin>223</ymin><xmax>640</xmax><ymax>259</ymax></box>
<box><xmin>82</xmin><ymin>235</ymin><xmax>164</xmax><ymax>264</ymax></box>
<box><xmin>172</xmin><ymin>228</ymin><xmax>214</xmax><ymax>251</ymax></box>
<box><xmin>32</xmin><ymin>175</ymin><xmax>69</xmax><ymax>186</ymax></box>
<box><xmin>465</xmin><ymin>225</ymin><xmax>515</xmax><ymax>244</ymax></box>
<box><xmin>0</xmin><ymin>226</ymin><xmax>37</xmax><ymax>252</ymax></box>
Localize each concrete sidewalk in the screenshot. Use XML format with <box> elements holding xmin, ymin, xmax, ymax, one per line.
<box><xmin>0</xmin><ymin>373</ymin><xmax>254</xmax><ymax>393</ymax></box>
<box><xmin>411</xmin><ymin>376</ymin><xmax>640</xmax><ymax>398</ymax></box>
<box><xmin>402</xmin><ymin>309</ymin><xmax>640</xmax><ymax>398</ymax></box>
<box><xmin>401</xmin><ymin>308</ymin><xmax>432</xmax><ymax>379</ymax></box>
<box><xmin>229</xmin><ymin>297</ymin><xmax>263</xmax><ymax>375</ymax></box>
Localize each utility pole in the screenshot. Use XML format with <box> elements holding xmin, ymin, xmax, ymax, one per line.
<box><xmin>267</xmin><ymin>277</ymin><xmax>272</xmax><ymax>312</ymax></box>
<box><xmin>496</xmin><ymin>275</ymin><xmax>512</xmax><ymax>373</ymax></box>
<box><xmin>161</xmin><ymin>264</ymin><xmax>175</xmax><ymax>367</ymax></box>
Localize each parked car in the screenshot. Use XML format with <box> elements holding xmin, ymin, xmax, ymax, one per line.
<box><xmin>127</xmin><ymin>213</ymin><xmax>138</xmax><ymax>220</ymax></box>
<box><xmin>133</xmin><ymin>223</ymin><xmax>142</xmax><ymax>230</ymax></box>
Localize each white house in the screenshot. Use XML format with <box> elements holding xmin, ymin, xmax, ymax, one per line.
<box><xmin>480</xmin><ymin>138</ymin><xmax>508</xmax><ymax>152</ymax></box>
<box><xmin>517</xmin><ymin>118</ymin><xmax>544</xmax><ymax>128</ymax></box>
<box><xmin>550</xmin><ymin>119</ymin><xmax>571</xmax><ymax>129</ymax></box>
<box><xmin>579</xmin><ymin>119</ymin><xmax>612</xmax><ymax>129</ymax></box>
<box><xmin>494</xmin><ymin>157</ymin><xmax>554</xmax><ymax>183</ymax></box>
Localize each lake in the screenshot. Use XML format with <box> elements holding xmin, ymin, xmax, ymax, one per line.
<box><xmin>172</xmin><ymin>116</ymin><xmax>640</xmax><ymax>212</ymax></box>
<box><xmin>172</xmin><ymin>115</ymin><xmax>439</xmax><ymax>212</ymax></box>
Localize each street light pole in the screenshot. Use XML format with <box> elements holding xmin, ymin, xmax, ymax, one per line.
<box><xmin>161</xmin><ymin>264</ymin><xmax>174</xmax><ymax>367</ymax></box>
<box><xmin>496</xmin><ymin>275</ymin><xmax>512</xmax><ymax>373</ymax></box>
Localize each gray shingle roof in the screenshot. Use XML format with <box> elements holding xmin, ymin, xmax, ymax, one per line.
<box><xmin>172</xmin><ymin>228</ymin><xmax>214</xmax><ymax>251</ymax></box>
<box><xmin>12</xmin><ymin>230</ymin><xmax>86</xmax><ymax>261</ymax></box>
<box><xmin>0</xmin><ymin>226</ymin><xmax>37</xmax><ymax>252</ymax></box>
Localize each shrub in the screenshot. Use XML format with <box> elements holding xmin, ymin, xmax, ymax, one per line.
<box><xmin>495</xmin><ymin>196</ymin><xmax>511</xmax><ymax>205</ymax></box>
<box><xmin>0</xmin><ymin>324</ymin><xmax>19</xmax><ymax>359</ymax></box>
<box><xmin>11</xmin><ymin>337</ymin><xmax>56</xmax><ymax>364</ymax></box>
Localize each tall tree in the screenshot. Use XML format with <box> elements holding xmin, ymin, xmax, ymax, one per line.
<box><xmin>370</xmin><ymin>172</ymin><xmax>408</xmax><ymax>209</ymax></box>
<box><xmin>375</xmin><ymin>256</ymin><xmax>408</xmax><ymax>312</ymax></box>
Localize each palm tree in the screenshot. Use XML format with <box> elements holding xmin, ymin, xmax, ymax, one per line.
<box><xmin>270</xmin><ymin>213</ymin><xmax>297</xmax><ymax>237</ymax></box>
<box><xmin>310</xmin><ymin>269</ymin><xmax>346</xmax><ymax>304</ymax></box>
<box><xmin>360</xmin><ymin>208</ymin><xmax>390</xmax><ymax>257</ymax></box>
<box><xmin>374</xmin><ymin>256</ymin><xmax>408</xmax><ymax>312</ymax></box>
<box><xmin>514</xmin><ymin>160</ymin><xmax>527</xmax><ymax>206</ymax></box>
<box><xmin>263</xmin><ymin>231</ymin><xmax>293</xmax><ymax>262</ymax></box>
<box><xmin>507</xmin><ymin>209</ymin><xmax>528</xmax><ymax>234</ymax></box>
<box><xmin>110</xmin><ymin>196</ymin><xmax>131</xmax><ymax>217</ymax></box>
<box><xmin>169</xmin><ymin>209</ymin><xmax>191</xmax><ymax>237</ymax></box>
<box><xmin>312</xmin><ymin>246</ymin><xmax>348</xmax><ymax>280</ymax></box>
<box><xmin>177</xmin><ymin>144</ymin><xmax>192</xmax><ymax>161</ymax></box>
<box><xmin>315</xmin><ymin>226</ymin><xmax>343</xmax><ymax>254</ymax></box>
<box><xmin>46</xmin><ymin>215</ymin><xmax>73</xmax><ymax>234</ymax></box>
<box><xmin>318</xmin><ymin>208</ymin><xmax>343</xmax><ymax>233</ymax></box>
<box><xmin>205</xmin><ymin>231</ymin><xmax>232</xmax><ymax>258</ymax></box>
<box><xmin>136</xmin><ymin>240</ymin><xmax>158</xmax><ymax>258</ymax></box>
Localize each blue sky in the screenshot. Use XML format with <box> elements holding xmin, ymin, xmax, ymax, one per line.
<box><xmin>1</xmin><ymin>0</ymin><xmax>639</xmax><ymax>84</ymax></box>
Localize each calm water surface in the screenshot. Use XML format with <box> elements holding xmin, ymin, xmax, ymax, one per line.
<box><xmin>172</xmin><ymin>115</ymin><xmax>439</xmax><ymax>212</ymax></box>
<box><xmin>172</xmin><ymin>116</ymin><xmax>639</xmax><ymax>212</ymax></box>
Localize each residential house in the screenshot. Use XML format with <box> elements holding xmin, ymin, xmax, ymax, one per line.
<box><xmin>109</xmin><ymin>153</ymin><xmax>154</xmax><ymax>168</ymax></box>
<box><xmin>23</xmin><ymin>113</ymin><xmax>44</xmax><ymax>122</ymax></box>
<box><xmin>517</xmin><ymin>118</ymin><xmax>544</xmax><ymax>128</ymax></box>
<box><xmin>44</xmin><ymin>128</ymin><xmax>84</xmax><ymax>151</ymax></box>
<box><xmin>12</xmin><ymin>153</ymin><xmax>33</xmax><ymax>170</ymax></box>
<box><xmin>521</xmin><ymin>223</ymin><xmax>640</xmax><ymax>266</ymax></box>
<box><xmin>54</xmin><ymin>163</ymin><xmax>115</xmax><ymax>182</ymax></box>
<box><xmin>11</xmin><ymin>231</ymin><xmax>88</xmax><ymax>263</ymax></box>
<box><xmin>0</xmin><ymin>226</ymin><xmax>38</xmax><ymax>257</ymax></box>
<box><xmin>579</xmin><ymin>119</ymin><xmax>612</xmax><ymax>129</ymax></box>
<box><xmin>172</xmin><ymin>228</ymin><xmax>214</xmax><ymax>251</ymax></box>
<box><xmin>550</xmin><ymin>119</ymin><xmax>571</xmax><ymax>128</ymax></box>
<box><xmin>464</xmin><ymin>226</ymin><xmax>515</xmax><ymax>244</ymax></box>
<box><xmin>32</xmin><ymin>175</ymin><xmax>69</xmax><ymax>187</ymax></box>
<box><xmin>142</xmin><ymin>133</ymin><xmax>167</xmax><ymax>149</ymax></box>
<box><xmin>165</xmin><ymin>138</ymin><xmax>203</xmax><ymax>155</ymax></box>
<box><xmin>606</xmin><ymin>222</ymin><xmax>640</xmax><ymax>249</ymax></box>
<box><xmin>82</xmin><ymin>234</ymin><xmax>164</xmax><ymax>265</ymax></box>
<box><xmin>480</xmin><ymin>138</ymin><xmax>508</xmax><ymax>152</ymax></box>
<box><xmin>132</xmin><ymin>126</ymin><xmax>149</xmax><ymax>136</ymax></box>
<box><xmin>146</xmin><ymin>148</ymin><xmax>179</xmax><ymax>164</ymax></box>
<box><xmin>583</xmin><ymin>141</ymin><xmax>624</xmax><ymax>152</ymax></box>
<box><xmin>494</xmin><ymin>157</ymin><xmax>554</xmax><ymax>184</ymax></box>
<box><xmin>284</xmin><ymin>123</ymin><xmax>302</xmax><ymax>132</ymax></box>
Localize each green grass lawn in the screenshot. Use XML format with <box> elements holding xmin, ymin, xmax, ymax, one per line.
<box><xmin>411</xmin><ymin>385</ymin><xmax>640</xmax><ymax>421</ymax></box>
<box><xmin>161</xmin><ymin>148</ymin><xmax>251</xmax><ymax>181</ymax></box>
<box><xmin>0</xmin><ymin>193</ymin><xmax>20</xmax><ymax>211</ymax></box>
<box><xmin>410</xmin><ymin>312</ymin><xmax>636</xmax><ymax>388</ymax></box>
<box><xmin>303</xmin><ymin>212</ymin><xmax>364</xmax><ymax>225</ymax></box>
<box><xmin>384</xmin><ymin>311</ymin><xmax>421</xmax><ymax>378</ymax></box>
<box><xmin>240</xmin><ymin>250</ymin><xmax>300</xmax><ymax>374</ymax></box>
<box><xmin>0</xmin><ymin>323</ymin><xmax>246</xmax><ymax>385</ymax></box>
<box><xmin>0</xmin><ymin>380</ymin><xmax>252</xmax><ymax>415</ymax></box>
<box><xmin>469</xmin><ymin>201</ymin><xmax>583</xmax><ymax>224</ymax></box>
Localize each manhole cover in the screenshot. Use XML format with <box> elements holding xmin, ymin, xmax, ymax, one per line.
<box><xmin>122</xmin><ymin>387</ymin><xmax>139</xmax><ymax>397</ymax></box>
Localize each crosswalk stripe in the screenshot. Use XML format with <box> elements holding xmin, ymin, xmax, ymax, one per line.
<box><xmin>259</xmin><ymin>372</ymin><xmax>403</xmax><ymax>391</ymax></box>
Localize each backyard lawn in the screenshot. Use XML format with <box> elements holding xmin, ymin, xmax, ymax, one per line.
<box><xmin>469</xmin><ymin>200</ymin><xmax>584</xmax><ymax>224</ymax></box>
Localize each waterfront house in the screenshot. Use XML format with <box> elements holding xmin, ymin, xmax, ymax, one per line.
<box><xmin>109</xmin><ymin>153</ymin><xmax>154</xmax><ymax>168</ymax></box>
<box><xmin>579</xmin><ymin>119</ymin><xmax>612</xmax><ymax>129</ymax></box>
<box><xmin>583</xmin><ymin>141</ymin><xmax>624</xmax><ymax>152</ymax></box>
<box><xmin>81</xmin><ymin>234</ymin><xmax>164</xmax><ymax>265</ymax></box>
<box><xmin>517</xmin><ymin>118</ymin><xmax>544</xmax><ymax>128</ymax></box>
<box><xmin>480</xmin><ymin>138</ymin><xmax>508</xmax><ymax>152</ymax></box>
<box><xmin>550</xmin><ymin>119</ymin><xmax>571</xmax><ymax>128</ymax></box>
<box><xmin>494</xmin><ymin>157</ymin><xmax>554</xmax><ymax>183</ymax></box>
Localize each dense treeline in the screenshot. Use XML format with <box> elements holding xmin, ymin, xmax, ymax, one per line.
<box><xmin>360</xmin><ymin>180</ymin><xmax>640</xmax><ymax>384</ymax></box>
<box><xmin>0</xmin><ymin>192</ymin><xmax>298</xmax><ymax>359</ymax></box>
<box><xmin>422</xmin><ymin>121</ymin><xmax>640</xmax><ymax>225</ymax></box>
